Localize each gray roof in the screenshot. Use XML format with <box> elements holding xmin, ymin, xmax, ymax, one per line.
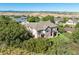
<box><xmin>15</xmin><ymin>16</ymin><xmax>27</xmax><ymax>23</ymax></box>
<box><xmin>72</xmin><ymin>19</ymin><xmax>78</xmax><ymax>23</ymax></box>
<box><xmin>16</xmin><ymin>18</ymin><xmax>25</xmax><ymax>23</ymax></box>
<box><xmin>26</xmin><ymin>21</ymin><xmax>57</xmax><ymax>31</ymax></box>
<box><xmin>54</xmin><ymin>17</ymin><xmax>64</xmax><ymax>22</ymax></box>
<box><xmin>67</xmin><ymin>19</ymin><xmax>78</xmax><ymax>23</ymax></box>
<box><xmin>64</xmin><ymin>27</ymin><xmax>75</xmax><ymax>32</ymax></box>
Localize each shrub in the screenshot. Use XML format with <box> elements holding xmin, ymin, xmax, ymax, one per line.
<box><xmin>46</xmin><ymin>34</ymin><xmax>72</xmax><ymax>55</ymax></box>
<box><xmin>75</xmin><ymin>23</ymin><xmax>79</xmax><ymax>28</ymax></box>
<box><xmin>22</xmin><ymin>38</ymin><xmax>48</xmax><ymax>53</ymax></box>
<box><xmin>72</xmin><ymin>29</ymin><xmax>79</xmax><ymax>43</ymax></box>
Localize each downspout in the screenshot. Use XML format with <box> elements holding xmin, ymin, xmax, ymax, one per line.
<box><xmin>50</xmin><ymin>27</ymin><xmax>53</xmax><ymax>36</ymax></box>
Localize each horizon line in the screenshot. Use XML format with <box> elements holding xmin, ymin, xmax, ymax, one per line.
<box><xmin>0</xmin><ymin>10</ymin><xmax>79</xmax><ymax>13</ymax></box>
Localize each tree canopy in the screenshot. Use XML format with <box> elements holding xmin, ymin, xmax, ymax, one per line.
<box><xmin>0</xmin><ymin>15</ymin><xmax>12</xmax><ymax>21</ymax></box>
<box><xmin>62</xmin><ymin>17</ymin><xmax>69</xmax><ymax>23</ymax></box>
<box><xmin>27</xmin><ymin>16</ymin><xmax>40</xmax><ymax>22</ymax></box>
<box><xmin>0</xmin><ymin>21</ymin><xmax>33</xmax><ymax>45</ymax></box>
<box><xmin>42</xmin><ymin>15</ymin><xmax>54</xmax><ymax>23</ymax></box>
<box><xmin>72</xmin><ymin>29</ymin><xmax>79</xmax><ymax>43</ymax></box>
<box><xmin>75</xmin><ymin>23</ymin><xmax>79</xmax><ymax>28</ymax></box>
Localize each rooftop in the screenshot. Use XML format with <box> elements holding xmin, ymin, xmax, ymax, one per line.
<box><xmin>25</xmin><ymin>20</ymin><xmax>57</xmax><ymax>31</ymax></box>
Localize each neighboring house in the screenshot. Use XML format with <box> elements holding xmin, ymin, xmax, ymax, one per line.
<box><xmin>16</xmin><ymin>18</ymin><xmax>25</xmax><ymax>23</ymax></box>
<box><xmin>54</xmin><ymin>17</ymin><xmax>64</xmax><ymax>24</ymax></box>
<box><xmin>15</xmin><ymin>16</ymin><xmax>27</xmax><ymax>24</ymax></box>
<box><xmin>64</xmin><ymin>27</ymin><xmax>75</xmax><ymax>33</ymax></box>
<box><xmin>25</xmin><ymin>21</ymin><xmax>58</xmax><ymax>38</ymax></box>
<box><xmin>65</xmin><ymin>19</ymin><xmax>78</xmax><ymax>25</ymax></box>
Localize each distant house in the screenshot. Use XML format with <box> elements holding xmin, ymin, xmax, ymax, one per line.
<box><xmin>54</xmin><ymin>17</ymin><xmax>64</xmax><ymax>24</ymax></box>
<box><xmin>25</xmin><ymin>21</ymin><xmax>58</xmax><ymax>38</ymax></box>
<box><xmin>64</xmin><ymin>27</ymin><xmax>75</xmax><ymax>33</ymax></box>
<box><xmin>16</xmin><ymin>18</ymin><xmax>25</xmax><ymax>23</ymax></box>
<box><xmin>65</xmin><ymin>19</ymin><xmax>78</xmax><ymax>25</ymax></box>
<box><xmin>16</xmin><ymin>16</ymin><xmax>27</xmax><ymax>23</ymax></box>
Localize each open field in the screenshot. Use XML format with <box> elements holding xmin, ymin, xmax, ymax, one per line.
<box><xmin>0</xmin><ymin>12</ymin><xmax>79</xmax><ymax>17</ymax></box>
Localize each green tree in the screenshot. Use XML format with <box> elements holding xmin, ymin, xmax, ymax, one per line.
<box><xmin>42</xmin><ymin>15</ymin><xmax>54</xmax><ymax>23</ymax></box>
<box><xmin>49</xmin><ymin>16</ymin><xmax>55</xmax><ymax>23</ymax></box>
<box><xmin>63</xmin><ymin>17</ymin><xmax>69</xmax><ymax>23</ymax></box>
<box><xmin>0</xmin><ymin>21</ymin><xmax>33</xmax><ymax>45</ymax></box>
<box><xmin>75</xmin><ymin>23</ymin><xmax>79</xmax><ymax>28</ymax></box>
<box><xmin>13</xmin><ymin>16</ymin><xmax>21</xmax><ymax>18</ymax></box>
<box><xmin>72</xmin><ymin>29</ymin><xmax>79</xmax><ymax>43</ymax></box>
<box><xmin>57</xmin><ymin>24</ymin><xmax>65</xmax><ymax>33</ymax></box>
<box><xmin>46</xmin><ymin>34</ymin><xmax>73</xmax><ymax>55</ymax></box>
<box><xmin>0</xmin><ymin>15</ymin><xmax>12</xmax><ymax>21</ymax></box>
<box><xmin>72</xmin><ymin>23</ymin><xmax>79</xmax><ymax>43</ymax></box>
<box><xmin>27</xmin><ymin>16</ymin><xmax>40</xmax><ymax>22</ymax></box>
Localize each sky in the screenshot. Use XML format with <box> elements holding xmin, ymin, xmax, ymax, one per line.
<box><xmin>0</xmin><ymin>3</ymin><xmax>79</xmax><ymax>12</ymax></box>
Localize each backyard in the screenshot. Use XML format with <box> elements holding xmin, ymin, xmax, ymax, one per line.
<box><xmin>0</xmin><ymin>15</ymin><xmax>79</xmax><ymax>55</ymax></box>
